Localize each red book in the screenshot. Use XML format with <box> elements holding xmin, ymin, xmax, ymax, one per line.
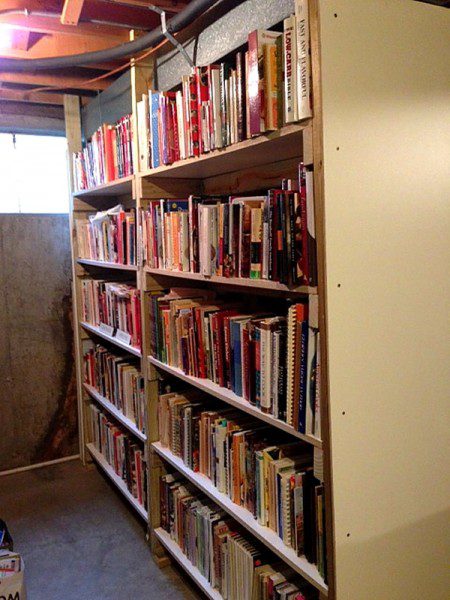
<box><xmin>299</xmin><ymin>163</ymin><xmax>309</xmax><ymax>285</ymax></box>
<box><xmin>194</xmin><ymin>307</ymin><xmax>206</xmax><ymax>378</ymax></box>
<box><xmin>103</xmin><ymin>124</ymin><xmax>115</xmax><ymax>182</ymax></box>
<box><xmin>189</xmin><ymin>72</ymin><xmax>200</xmax><ymax>157</ymax></box>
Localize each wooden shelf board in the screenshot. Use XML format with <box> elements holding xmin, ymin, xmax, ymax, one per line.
<box><xmin>80</xmin><ymin>322</ymin><xmax>142</xmax><ymax>357</ymax></box>
<box><xmin>86</xmin><ymin>443</ymin><xmax>147</xmax><ymax>521</ymax></box>
<box><xmin>73</xmin><ymin>175</ymin><xmax>133</xmax><ymax>197</ymax></box>
<box><xmin>83</xmin><ymin>383</ymin><xmax>146</xmax><ymax>442</ymax></box>
<box><xmin>139</xmin><ymin>123</ymin><xmax>311</xmax><ymax>180</ymax></box>
<box><xmin>154</xmin><ymin>528</ymin><xmax>222</xmax><ymax>600</ymax></box>
<box><xmin>144</xmin><ymin>267</ymin><xmax>315</xmax><ymax>295</ymax></box>
<box><xmin>152</xmin><ymin>442</ymin><xmax>327</xmax><ymax>594</ymax></box>
<box><xmin>77</xmin><ymin>258</ymin><xmax>138</xmax><ymax>272</ymax></box>
<box><xmin>149</xmin><ymin>357</ymin><xmax>322</xmax><ymax>448</ymax></box>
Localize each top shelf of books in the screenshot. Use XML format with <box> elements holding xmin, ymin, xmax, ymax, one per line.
<box><xmin>139</xmin><ymin>122</ymin><xmax>311</xmax><ymax>181</ymax></box>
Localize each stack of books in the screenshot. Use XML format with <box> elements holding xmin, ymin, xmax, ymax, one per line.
<box><xmin>73</xmin><ymin>114</ymin><xmax>134</xmax><ymax>191</ymax></box>
<box><xmin>158</xmin><ymin>395</ymin><xmax>326</xmax><ymax>576</ymax></box>
<box><xmin>142</xmin><ymin>165</ymin><xmax>316</xmax><ymax>287</ymax></box>
<box><xmin>76</xmin><ymin>206</ymin><xmax>137</xmax><ymax>266</ymax></box>
<box><xmin>160</xmin><ymin>472</ymin><xmax>319</xmax><ymax>599</ymax></box>
<box><xmin>136</xmin><ymin>0</ymin><xmax>312</xmax><ymax>170</ymax></box>
<box><xmin>81</xmin><ymin>279</ymin><xmax>141</xmax><ymax>350</ymax></box>
<box><xmin>149</xmin><ymin>289</ymin><xmax>320</xmax><ymax>437</ymax></box>
<box><xmin>89</xmin><ymin>404</ymin><xmax>147</xmax><ymax>509</ymax></box>
<box><xmin>83</xmin><ymin>342</ymin><xmax>145</xmax><ymax>434</ymax></box>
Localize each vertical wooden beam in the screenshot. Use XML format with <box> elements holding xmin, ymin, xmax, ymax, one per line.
<box><xmin>64</xmin><ymin>94</ymin><xmax>89</xmax><ymax>465</ymax></box>
<box><xmin>309</xmin><ymin>1</ymin><xmax>335</xmax><ymax>598</ymax></box>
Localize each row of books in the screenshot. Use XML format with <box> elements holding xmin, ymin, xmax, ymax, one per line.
<box><xmin>76</xmin><ymin>205</ymin><xmax>137</xmax><ymax>266</ymax></box>
<box><xmin>89</xmin><ymin>404</ymin><xmax>147</xmax><ymax>509</ymax></box>
<box><xmin>160</xmin><ymin>472</ymin><xmax>318</xmax><ymax>600</ymax></box>
<box><xmin>149</xmin><ymin>288</ymin><xmax>321</xmax><ymax>437</ymax></box>
<box><xmin>83</xmin><ymin>342</ymin><xmax>145</xmax><ymax>434</ymax></box>
<box><xmin>142</xmin><ymin>166</ymin><xmax>316</xmax><ymax>287</ymax></box>
<box><xmin>158</xmin><ymin>393</ymin><xmax>326</xmax><ymax>576</ymax></box>
<box><xmin>136</xmin><ymin>1</ymin><xmax>311</xmax><ymax>170</ymax></box>
<box><xmin>73</xmin><ymin>115</ymin><xmax>134</xmax><ymax>191</ymax></box>
<box><xmin>81</xmin><ymin>279</ymin><xmax>141</xmax><ymax>351</ymax></box>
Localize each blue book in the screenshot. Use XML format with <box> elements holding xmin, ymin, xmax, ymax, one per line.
<box><xmin>297</xmin><ymin>319</ymin><xmax>309</xmax><ymax>432</ymax></box>
<box><xmin>150</xmin><ymin>92</ymin><xmax>160</xmax><ymax>168</ymax></box>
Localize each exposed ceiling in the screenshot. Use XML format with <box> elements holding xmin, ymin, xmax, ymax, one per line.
<box><xmin>0</xmin><ymin>0</ymin><xmax>188</xmax><ymax>116</ymax></box>
<box><xmin>0</xmin><ymin>0</ymin><xmax>447</xmax><ymax>121</ymax></box>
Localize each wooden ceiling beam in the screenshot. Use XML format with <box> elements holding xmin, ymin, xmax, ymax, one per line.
<box><xmin>100</xmin><ymin>0</ymin><xmax>188</xmax><ymax>13</ymax></box>
<box><xmin>0</xmin><ymin>14</ymin><xmax>127</xmax><ymax>39</ymax></box>
<box><xmin>61</xmin><ymin>0</ymin><xmax>86</xmax><ymax>26</ymax></box>
<box><xmin>0</xmin><ymin>30</ymin><xmax>128</xmax><ymax>60</ymax></box>
<box><xmin>0</xmin><ymin>88</ymin><xmax>65</xmax><ymax>105</ymax></box>
<box><xmin>0</xmin><ymin>72</ymin><xmax>112</xmax><ymax>91</ymax></box>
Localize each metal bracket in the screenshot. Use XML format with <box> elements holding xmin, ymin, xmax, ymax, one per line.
<box><xmin>148</xmin><ymin>4</ymin><xmax>195</xmax><ymax>69</ymax></box>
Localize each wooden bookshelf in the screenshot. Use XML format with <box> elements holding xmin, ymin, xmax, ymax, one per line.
<box><xmin>144</xmin><ymin>267</ymin><xmax>315</xmax><ymax>295</ymax></box>
<box><xmin>154</xmin><ymin>528</ymin><xmax>222</xmax><ymax>600</ymax></box>
<box><xmin>77</xmin><ymin>258</ymin><xmax>138</xmax><ymax>272</ymax></box>
<box><xmin>83</xmin><ymin>383</ymin><xmax>146</xmax><ymax>442</ymax></box>
<box><xmin>86</xmin><ymin>443</ymin><xmax>148</xmax><ymax>520</ymax></box>
<box><xmin>152</xmin><ymin>442</ymin><xmax>327</xmax><ymax>594</ymax></box>
<box><xmin>65</xmin><ymin>2</ymin><xmax>332</xmax><ymax>597</ymax></box>
<box><xmin>73</xmin><ymin>175</ymin><xmax>134</xmax><ymax>198</ymax></box>
<box><xmin>80</xmin><ymin>322</ymin><xmax>142</xmax><ymax>357</ymax></box>
<box><xmin>149</xmin><ymin>357</ymin><xmax>322</xmax><ymax>448</ymax></box>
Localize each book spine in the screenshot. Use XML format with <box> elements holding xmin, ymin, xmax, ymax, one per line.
<box><xmin>295</xmin><ymin>0</ymin><xmax>313</xmax><ymax>120</ymax></box>
<box><xmin>235</xmin><ymin>51</ymin><xmax>245</xmax><ymax>142</ymax></box>
<box><xmin>247</xmin><ymin>30</ymin><xmax>261</xmax><ymax>136</ymax></box>
<box><xmin>284</xmin><ymin>16</ymin><xmax>298</xmax><ymax>123</ymax></box>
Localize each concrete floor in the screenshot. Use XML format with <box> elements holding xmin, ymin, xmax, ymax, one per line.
<box><xmin>0</xmin><ymin>459</ymin><xmax>201</xmax><ymax>600</ymax></box>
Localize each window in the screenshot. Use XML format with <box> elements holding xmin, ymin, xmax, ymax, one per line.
<box><xmin>0</xmin><ymin>133</ymin><xmax>70</xmax><ymax>213</ymax></box>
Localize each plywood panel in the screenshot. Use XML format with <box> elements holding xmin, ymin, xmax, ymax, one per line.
<box><xmin>319</xmin><ymin>1</ymin><xmax>450</xmax><ymax>598</ymax></box>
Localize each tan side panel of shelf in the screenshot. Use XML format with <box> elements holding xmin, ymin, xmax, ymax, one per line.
<box><xmin>319</xmin><ymin>2</ymin><xmax>450</xmax><ymax>599</ymax></box>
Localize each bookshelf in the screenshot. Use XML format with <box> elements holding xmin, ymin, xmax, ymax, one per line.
<box><xmin>77</xmin><ymin>259</ymin><xmax>138</xmax><ymax>272</ymax></box>
<box><xmin>65</xmin><ymin>1</ymin><xmax>449</xmax><ymax>599</ymax></box>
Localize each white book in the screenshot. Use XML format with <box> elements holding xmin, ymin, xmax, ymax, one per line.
<box><xmin>175</xmin><ymin>90</ymin><xmax>186</xmax><ymax>160</ymax></box>
<box><xmin>211</xmin><ymin>68</ymin><xmax>223</xmax><ymax>149</ymax></box>
<box><xmin>305</xmin><ymin>294</ymin><xmax>318</xmax><ymax>434</ymax></box>
<box><xmin>295</xmin><ymin>0</ymin><xmax>313</xmax><ymax>119</ymax></box>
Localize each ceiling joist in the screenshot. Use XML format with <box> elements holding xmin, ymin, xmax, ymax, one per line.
<box><xmin>0</xmin><ymin>72</ymin><xmax>112</xmax><ymax>91</ymax></box>
<box><xmin>61</xmin><ymin>0</ymin><xmax>87</xmax><ymax>26</ymax></box>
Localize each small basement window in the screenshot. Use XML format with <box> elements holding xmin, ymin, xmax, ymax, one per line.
<box><xmin>0</xmin><ymin>133</ymin><xmax>69</xmax><ymax>214</ymax></box>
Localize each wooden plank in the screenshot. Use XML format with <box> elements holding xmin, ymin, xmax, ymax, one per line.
<box><xmin>61</xmin><ymin>0</ymin><xmax>86</xmax><ymax>26</ymax></box>
<box><xmin>0</xmin><ymin>89</ymin><xmax>65</xmax><ymax>105</ymax></box>
<box><xmin>0</xmin><ymin>72</ymin><xmax>112</xmax><ymax>91</ymax></box>
<box><xmin>80</xmin><ymin>321</ymin><xmax>142</xmax><ymax>357</ymax></box>
<box><xmin>309</xmin><ymin>1</ymin><xmax>335</xmax><ymax>596</ymax></box>
<box><xmin>0</xmin><ymin>12</ymin><xmax>127</xmax><ymax>38</ymax></box>
<box><xmin>104</xmin><ymin>0</ymin><xmax>188</xmax><ymax>12</ymax></box>
<box><xmin>73</xmin><ymin>175</ymin><xmax>134</xmax><ymax>197</ymax></box>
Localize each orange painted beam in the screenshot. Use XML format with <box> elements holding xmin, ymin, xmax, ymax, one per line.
<box><xmin>61</xmin><ymin>0</ymin><xmax>86</xmax><ymax>26</ymax></box>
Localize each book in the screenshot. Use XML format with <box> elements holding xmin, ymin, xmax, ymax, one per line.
<box><xmin>295</xmin><ymin>0</ymin><xmax>313</xmax><ymax>120</ymax></box>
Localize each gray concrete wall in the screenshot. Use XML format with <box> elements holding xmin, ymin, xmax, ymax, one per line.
<box><xmin>0</xmin><ymin>215</ymin><xmax>78</xmax><ymax>472</ymax></box>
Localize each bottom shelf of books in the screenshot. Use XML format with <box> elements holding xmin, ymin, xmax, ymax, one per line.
<box><xmin>158</xmin><ymin>471</ymin><xmax>321</xmax><ymax>600</ymax></box>
<box><xmin>154</xmin><ymin>442</ymin><xmax>327</xmax><ymax>595</ymax></box>
<box><xmin>87</xmin><ymin>401</ymin><xmax>148</xmax><ymax>521</ymax></box>
<box><xmin>87</xmin><ymin>444</ymin><xmax>148</xmax><ymax>521</ymax></box>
